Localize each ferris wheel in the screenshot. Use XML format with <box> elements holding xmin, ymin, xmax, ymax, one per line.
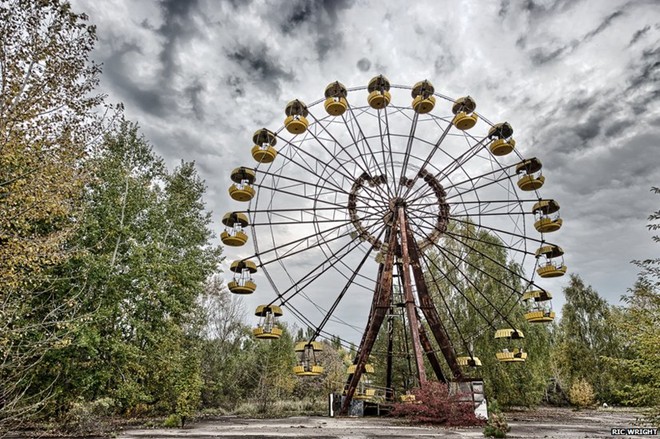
<box><xmin>222</xmin><ymin>75</ymin><xmax>566</xmax><ymax>412</ymax></box>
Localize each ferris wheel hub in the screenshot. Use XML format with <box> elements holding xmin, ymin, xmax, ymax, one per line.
<box><xmin>388</xmin><ymin>197</ymin><xmax>407</xmax><ymax>212</ymax></box>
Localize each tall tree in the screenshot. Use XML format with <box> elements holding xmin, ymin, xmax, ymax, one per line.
<box><xmin>611</xmin><ymin>187</ymin><xmax>660</xmax><ymax>421</ymax></box>
<box><xmin>26</xmin><ymin>122</ymin><xmax>222</xmax><ymax>418</ymax></box>
<box><xmin>0</xmin><ymin>0</ymin><xmax>107</xmax><ymax>426</ymax></box>
<box><xmin>0</xmin><ymin>0</ymin><xmax>104</xmax><ymax>289</ymax></box>
<box><xmin>632</xmin><ymin>187</ymin><xmax>660</xmax><ymax>288</ymax></box>
<box><xmin>249</xmin><ymin>325</ymin><xmax>296</xmax><ymax>413</ymax></box>
<box><xmin>554</xmin><ymin>274</ymin><xmax>623</xmax><ymax>403</ymax></box>
<box><xmin>424</xmin><ymin>221</ymin><xmax>552</xmax><ymax>407</ymax></box>
<box><xmin>198</xmin><ymin>275</ymin><xmax>254</xmax><ymax>409</ymax></box>
<box><xmin>614</xmin><ymin>280</ymin><xmax>660</xmax><ymax>421</ymax></box>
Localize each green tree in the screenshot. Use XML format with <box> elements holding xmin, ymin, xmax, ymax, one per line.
<box><xmin>0</xmin><ymin>0</ymin><xmax>108</xmax><ymax>426</ymax></box>
<box><xmin>0</xmin><ymin>0</ymin><xmax>105</xmax><ymax>288</ymax></box>
<box><xmin>28</xmin><ymin>122</ymin><xmax>222</xmax><ymax>418</ymax></box>
<box><xmin>371</xmin><ymin>312</ymin><xmax>419</xmax><ymax>395</ymax></box>
<box><xmin>632</xmin><ymin>187</ymin><xmax>660</xmax><ymax>288</ymax></box>
<box><xmin>198</xmin><ymin>275</ymin><xmax>254</xmax><ymax>409</ymax></box>
<box><xmin>610</xmin><ymin>187</ymin><xmax>660</xmax><ymax>421</ymax></box>
<box><xmin>614</xmin><ymin>281</ymin><xmax>660</xmax><ymax>421</ymax></box>
<box><xmin>249</xmin><ymin>325</ymin><xmax>296</xmax><ymax>414</ymax></box>
<box><xmin>292</xmin><ymin>338</ymin><xmax>347</xmax><ymax>400</ymax></box>
<box><xmin>425</xmin><ymin>221</ymin><xmax>552</xmax><ymax>407</ymax></box>
<box><xmin>554</xmin><ymin>274</ymin><xmax>623</xmax><ymax>403</ymax></box>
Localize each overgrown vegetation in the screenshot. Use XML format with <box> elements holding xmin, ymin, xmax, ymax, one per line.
<box><xmin>568</xmin><ymin>379</ymin><xmax>595</xmax><ymax>408</ymax></box>
<box><xmin>483</xmin><ymin>400</ymin><xmax>509</xmax><ymax>438</ymax></box>
<box><xmin>390</xmin><ymin>382</ymin><xmax>484</xmax><ymax>426</ymax></box>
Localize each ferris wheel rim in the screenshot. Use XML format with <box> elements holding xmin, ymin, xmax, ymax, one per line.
<box><xmin>225</xmin><ymin>78</ymin><xmax>562</xmax><ymax>389</ymax></box>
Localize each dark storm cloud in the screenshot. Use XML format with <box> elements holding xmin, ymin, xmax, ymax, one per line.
<box><xmin>518</xmin><ymin>0</ymin><xmax>579</xmax><ymax>18</ymax></box>
<box><xmin>526</xmin><ymin>86</ymin><xmax>622</xmax><ymax>171</ymax></box>
<box><xmin>527</xmin><ymin>8</ymin><xmax>624</xmax><ymax>66</ymax></box>
<box><xmin>529</xmin><ymin>10</ymin><xmax>622</xmax><ymax>67</ymax></box>
<box><xmin>629</xmin><ymin>25</ymin><xmax>651</xmax><ymax>46</ymax></box>
<box><xmin>227</xmin><ymin>45</ymin><xmax>295</xmax><ymax>93</ymax></box>
<box><xmin>357</xmin><ymin>58</ymin><xmax>371</xmax><ymax>72</ymax></box>
<box><xmin>555</xmin><ymin>132</ymin><xmax>660</xmax><ymax>198</ymax></box>
<box><xmin>279</xmin><ymin>0</ymin><xmax>355</xmax><ymax>59</ymax></box>
<box><xmin>530</xmin><ymin>46</ymin><xmax>569</xmax><ymax>66</ymax></box>
<box><xmin>226</xmin><ymin>75</ymin><xmax>245</xmax><ymax>98</ymax></box>
<box><xmin>583</xmin><ymin>10</ymin><xmax>623</xmax><ymax>41</ymax></box>
<box><xmin>565</xmin><ymin>95</ymin><xmax>598</xmax><ymax>113</ymax></box>
<box><xmin>626</xmin><ymin>47</ymin><xmax>660</xmax><ymax>106</ymax></box>
<box><xmin>98</xmin><ymin>0</ymin><xmax>207</xmax><ymax>119</ymax></box>
<box><xmin>103</xmin><ymin>43</ymin><xmax>168</xmax><ymax>117</ymax></box>
<box><xmin>498</xmin><ymin>0</ymin><xmax>510</xmax><ymax>18</ymax></box>
<box><xmin>604</xmin><ymin>119</ymin><xmax>629</xmax><ymax>138</ymax></box>
<box><xmin>573</xmin><ymin>115</ymin><xmax>602</xmax><ymax>144</ymax></box>
<box><xmin>185</xmin><ymin>81</ymin><xmax>205</xmax><ymax>120</ymax></box>
<box><xmin>157</xmin><ymin>0</ymin><xmax>201</xmax><ymax>79</ymax></box>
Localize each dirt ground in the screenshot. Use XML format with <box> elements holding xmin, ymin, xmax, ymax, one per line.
<box><xmin>116</xmin><ymin>407</ymin><xmax>657</xmax><ymax>439</ymax></box>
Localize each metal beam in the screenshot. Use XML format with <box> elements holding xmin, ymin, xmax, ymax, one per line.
<box><xmin>416</xmin><ymin>310</ymin><xmax>447</xmax><ymax>383</ymax></box>
<box><xmin>398</xmin><ymin>207</ymin><xmax>427</xmax><ymax>386</ymax></box>
<box><xmin>340</xmin><ymin>224</ymin><xmax>396</xmax><ymax>415</ymax></box>
<box><xmin>385</xmin><ymin>314</ymin><xmax>394</xmax><ymax>401</ymax></box>
<box><xmin>402</xmin><ymin>214</ymin><xmax>464</xmax><ymax>380</ymax></box>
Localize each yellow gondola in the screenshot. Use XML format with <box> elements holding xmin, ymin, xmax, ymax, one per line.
<box><xmin>220</xmin><ymin>212</ymin><xmax>249</xmax><ymax>246</ymax></box>
<box><xmin>411</xmin><ymin>80</ymin><xmax>436</xmax><ymax>114</ymax></box>
<box><xmin>496</xmin><ymin>348</ymin><xmax>528</xmax><ymax>362</ymax></box>
<box><xmin>294</xmin><ymin>341</ymin><xmax>323</xmax><ymax>351</ymax></box>
<box><xmin>228</xmin><ymin>167</ymin><xmax>256</xmax><ymax>202</ymax></box>
<box><xmin>347</xmin><ymin>363</ymin><xmax>375</xmax><ymax>374</ymax></box>
<box><xmin>293</xmin><ymin>342</ymin><xmax>324</xmax><ymax>376</ymax></box>
<box><xmin>284</xmin><ymin>99</ymin><xmax>309</xmax><ymax>134</ymax></box>
<box><xmin>228</xmin><ymin>260</ymin><xmax>257</xmax><ymax>295</ymax></box>
<box><xmin>535</xmin><ymin>244</ymin><xmax>567</xmax><ymax>278</ymax></box>
<box><xmin>324</xmin><ymin>81</ymin><xmax>348</xmax><ymax>116</ymax></box>
<box><xmin>451</xmin><ymin>96</ymin><xmax>478</xmax><ymax>130</ymax></box>
<box><xmin>367</xmin><ymin>75</ymin><xmax>391</xmax><ymax>109</ymax></box>
<box><xmin>346</xmin><ymin>363</ymin><xmax>376</xmax><ymax>400</ymax></box>
<box><xmin>532</xmin><ymin>199</ymin><xmax>563</xmax><ymax>233</ymax></box>
<box><xmin>251</xmin><ymin>128</ymin><xmax>278</xmax><ymax>163</ymax></box>
<box><xmin>252</xmin><ymin>305</ymin><xmax>283</xmax><ymax>339</ymax></box>
<box><xmin>353</xmin><ymin>389</ymin><xmax>376</xmax><ymax>400</ymax></box>
<box><xmin>516</xmin><ymin>157</ymin><xmax>545</xmax><ymax>191</ymax></box>
<box><xmin>522</xmin><ymin>290</ymin><xmax>555</xmax><ymax>323</ymax></box>
<box><xmin>487</xmin><ymin>122</ymin><xmax>515</xmax><ymax>156</ymax></box>
<box><xmin>495</xmin><ymin>329</ymin><xmax>527</xmax><ymax>362</ymax></box>
<box><xmin>457</xmin><ymin>356</ymin><xmax>482</xmax><ymax>367</ymax></box>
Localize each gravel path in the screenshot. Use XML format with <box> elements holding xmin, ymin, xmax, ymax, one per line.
<box><xmin>117</xmin><ymin>407</ymin><xmax>657</xmax><ymax>439</ymax></box>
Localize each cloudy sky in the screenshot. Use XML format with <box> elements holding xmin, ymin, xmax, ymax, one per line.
<box><xmin>70</xmin><ymin>0</ymin><xmax>659</xmax><ymax>344</ymax></box>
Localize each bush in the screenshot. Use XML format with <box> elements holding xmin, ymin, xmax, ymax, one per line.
<box><xmin>232</xmin><ymin>398</ymin><xmax>325</xmax><ymax>418</ymax></box>
<box><xmin>61</xmin><ymin>398</ymin><xmax>116</xmax><ymax>433</ymax></box>
<box><xmin>483</xmin><ymin>400</ymin><xmax>509</xmax><ymax>438</ymax></box>
<box><xmin>390</xmin><ymin>381</ymin><xmax>485</xmax><ymax>426</ymax></box>
<box><xmin>568</xmin><ymin>379</ymin><xmax>595</xmax><ymax>408</ymax></box>
<box><xmin>163</xmin><ymin>414</ymin><xmax>181</xmax><ymax>428</ymax></box>
<box><xmin>233</xmin><ymin>402</ymin><xmax>259</xmax><ymax>417</ymax></box>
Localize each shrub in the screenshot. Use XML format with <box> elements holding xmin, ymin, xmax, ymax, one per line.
<box><xmin>233</xmin><ymin>402</ymin><xmax>259</xmax><ymax>417</ymax></box>
<box><xmin>62</xmin><ymin>398</ymin><xmax>116</xmax><ymax>433</ymax></box>
<box><xmin>163</xmin><ymin>414</ymin><xmax>181</xmax><ymax>428</ymax></box>
<box><xmin>483</xmin><ymin>400</ymin><xmax>509</xmax><ymax>438</ymax></box>
<box><xmin>390</xmin><ymin>381</ymin><xmax>485</xmax><ymax>426</ymax></box>
<box><xmin>568</xmin><ymin>378</ymin><xmax>595</xmax><ymax>408</ymax></box>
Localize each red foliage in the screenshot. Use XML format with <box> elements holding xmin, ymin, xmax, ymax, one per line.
<box><xmin>390</xmin><ymin>381</ymin><xmax>486</xmax><ymax>427</ymax></box>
